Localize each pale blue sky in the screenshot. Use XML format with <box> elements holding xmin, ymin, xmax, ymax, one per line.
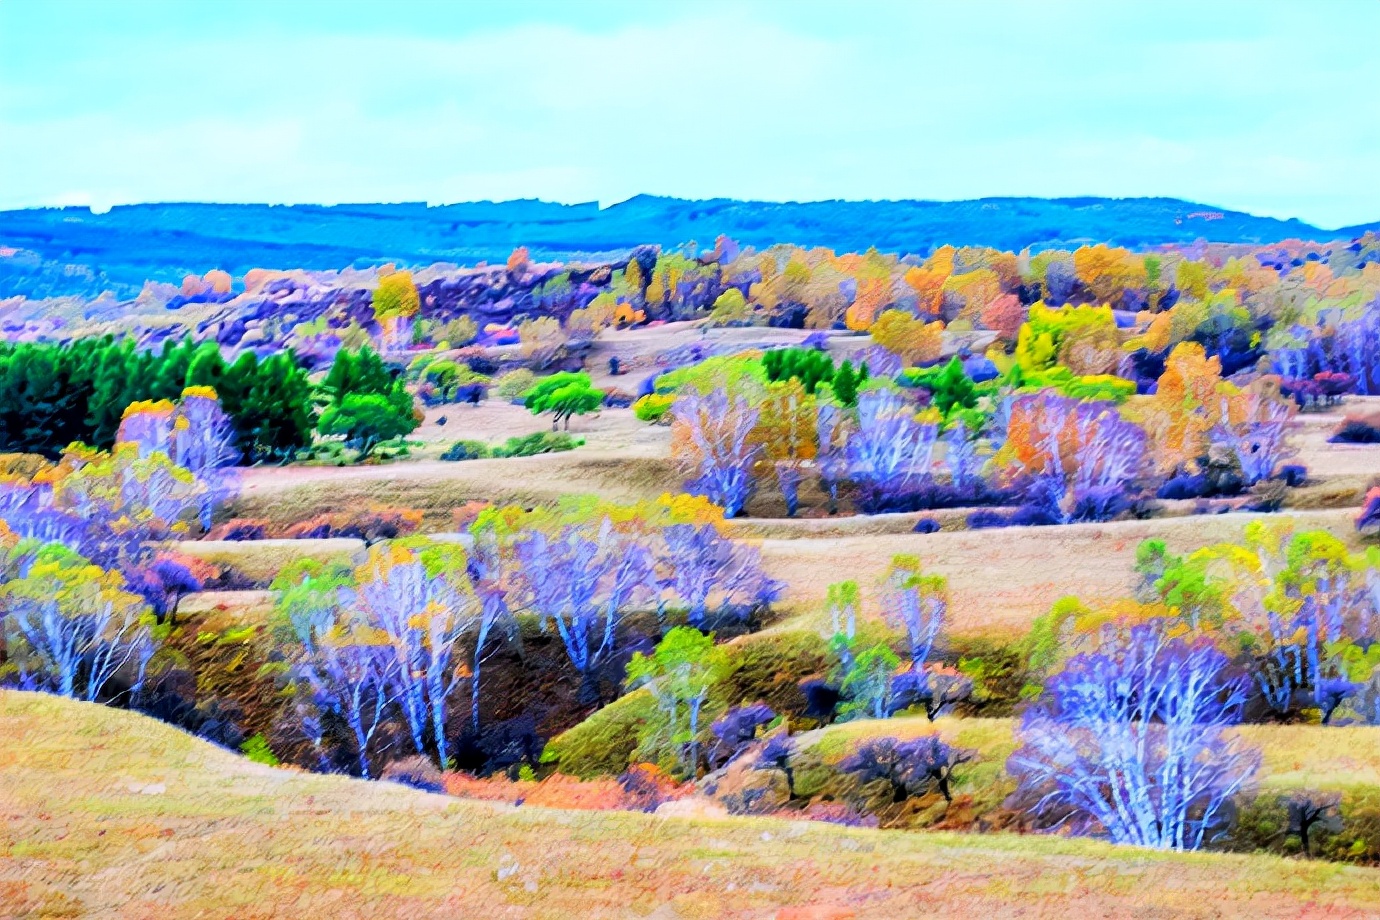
<box><xmin>1</xmin><ymin>0</ymin><xmax>1376</xmax><ymax>227</ymax></box>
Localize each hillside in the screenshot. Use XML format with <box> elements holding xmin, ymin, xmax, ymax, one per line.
<box><xmin>3</xmin><ymin>690</ymin><xmax>1379</xmax><ymax>920</ymax></box>
<box><xmin>0</xmin><ymin>195</ymin><xmax>1365</xmax><ymax>299</ymax></box>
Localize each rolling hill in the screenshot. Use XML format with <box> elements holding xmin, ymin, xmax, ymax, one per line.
<box><xmin>0</xmin><ymin>195</ymin><xmax>1371</xmax><ymax>300</ymax></box>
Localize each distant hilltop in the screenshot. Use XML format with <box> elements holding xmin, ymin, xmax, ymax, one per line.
<box><xmin>1</xmin><ymin>195</ymin><xmax>1376</xmax><ymax>300</ymax></box>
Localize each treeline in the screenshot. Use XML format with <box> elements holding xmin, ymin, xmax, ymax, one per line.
<box><xmin>0</xmin><ymin>337</ymin><xmax>314</xmax><ymax>461</ymax></box>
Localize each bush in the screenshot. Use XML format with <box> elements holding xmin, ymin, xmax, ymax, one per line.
<box><xmin>966</xmin><ymin>510</ymin><xmax>1010</xmax><ymax>529</ymax></box>
<box><xmin>206</xmin><ymin>518</ymin><xmax>270</xmax><ymax>541</ymax></box>
<box><xmin>1157</xmin><ymin>473</ymin><xmax>1211</xmax><ymax>500</ymax></box>
<box><xmin>1358</xmin><ymin>487</ymin><xmax>1380</xmax><ymax>537</ymax></box>
<box><xmin>492</xmin><ymin>431</ymin><xmax>582</xmax><ymax>458</ymax></box>
<box><xmin>494</xmin><ymin>368</ymin><xmax>537</xmax><ymax>402</ymax></box>
<box><xmin>1331</xmin><ymin>415</ymin><xmax>1380</xmax><ymax>444</ymax></box>
<box><xmin>382</xmin><ymin>755</ymin><xmax>446</xmax><ymax>793</ymax></box>
<box><xmin>602</xmin><ymin>388</ymin><xmax>636</xmax><ymax>409</ymax></box>
<box><xmin>282</xmin><ymin>505</ymin><xmax>423</xmax><ymax>543</ymax></box>
<box><xmin>913</xmin><ymin>518</ymin><xmax>941</xmax><ymax>534</ymax></box>
<box><xmin>440</xmin><ymin>440</ymin><xmax>492</xmax><ymax>462</ymax></box>
<box><xmin>541</xmin><ymin>688</ymin><xmax>660</xmax><ymax>779</ymax></box>
<box><xmin>1278</xmin><ymin>464</ymin><xmax>1308</xmax><ymax>487</ymax></box>
<box><xmin>633</xmin><ymin>393</ymin><xmax>675</xmax><ymax>423</ymax></box>
<box><xmin>240</xmin><ymin>733</ymin><xmax>279</xmax><ymax>766</ymax></box>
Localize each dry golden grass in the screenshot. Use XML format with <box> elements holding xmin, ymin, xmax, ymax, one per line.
<box><xmin>806</xmin><ymin>715</ymin><xmax>1380</xmax><ymax>794</ymax></box>
<box><xmin>174</xmin><ymin>538</ymin><xmax>367</xmax><ymax>583</ymax></box>
<box><xmin>4</xmin><ymin>690</ymin><xmax>1380</xmax><ymax>919</ymax></box>
<box><xmin>758</xmin><ymin>509</ymin><xmax>1363</xmax><ymax>640</ymax></box>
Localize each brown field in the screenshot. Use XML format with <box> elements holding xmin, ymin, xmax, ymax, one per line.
<box><xmin>5</xmin><ymin>690</ymin><xmax>1380</xmax><ymax>920</ymax></box>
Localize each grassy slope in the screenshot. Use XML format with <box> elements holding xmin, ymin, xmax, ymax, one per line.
<box><xmin>804</xmin><ymin>715</ymin><xmax>1380</xmax><ymax>792</ymax></box>
<box><xmin>3</xmin><ymin>692</ymin><xmax>1379</xmax><ymax>920</ymax></box>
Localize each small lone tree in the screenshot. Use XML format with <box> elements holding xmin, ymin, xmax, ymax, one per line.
<box><xmin>626</xmin><ymin>626</ymin><xmax>731</xmax><ymax>778</ymax></box>
<box><xmin>523</xmin><ymin>372</ymin><xmax>605</xmax><ymax>431</ymax></box>
<box><xmin>372</xmin><ymin>270</ymin><xmax>421</xmax><ymax>348</ymax></box>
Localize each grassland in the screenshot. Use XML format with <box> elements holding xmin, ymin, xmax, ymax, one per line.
<box><xmin>5</xmin><ymin>690</ymin><xmax>1380</xmax><ymax>920</ymax></box>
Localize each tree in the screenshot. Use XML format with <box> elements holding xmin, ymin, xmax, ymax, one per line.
<box><xmin>372</xmin><ymin>270</ymin><xmax>420</xmax><ymax>348</ymax></box>
<box><xmin>123</xmin><ymin>553</ymin><xmax>206</xmax><ymax>626</ymax></box>
<box><xmin>349</xmin><ymin>542</ymin><xmax>475</xmax><ymax>769</ymax></box>
<box><xmin>514</xmin><ymin>521</ymin><xmax>655</xmax><ymax>703</ymax></box>
<box><xmin>824</xmin><ymin>579</ymin><xmax>860</xmax><ymax>671</ymax></box>
<box><xmin>839</xmin><ymin>735</ymin><xmax>974</xmax><ymax>804</ymax></box>
<box><xmin>831</xmin><ymin>360</ymin><xmax>860</xmax><ymax>407</ymax></box>
<box><xmin>1</xmin><ymin>542</ymin><xmax>156</xmax><ymax>702</ymax></box>
<box><xmin>906</xmin><ymin>357</ymin><xmax>977</xmax><ymax>419</ymax></box>
<box><xmin>882</xmin><ymin>555</ymin><xmax>946</xmax><ymax>670</ymax></box>
<box><xmin>518</xmin><ymin>316</ymin><xmax>568</xmax><ymax>369</ymax></box>
<box><xmin>868</xmin><ymin>310</ymin><xmax>944</xmax><ymax>366</ymax></box>
<box><xmin>320</xmin><ymin>346</ymin><xmax>395</xmax><ymax>405</ymax></box>
<box><xmin>663</xmin><ymin>523</ymin><xmax>782</xmax><ymax>629</ymax></box>
<box><xmin>1211</xmin><ymin>390</ymin><xmax>1297</xmax><ymax>485</ymax></box>
<box><xmin>845</xmin><ymin>389</ymin><xmax>940</xmax><ymax>513</ymax></box>
<box><xmin>839</xmin><ymin>643</ymin><xmax>900</xmax><ymax>721</ymax></box>
<box><xmin>318</xmin><ymin>391</ymin><xmax>417</xmax><ymax>458</ymax></box>
<box><xmin>1008</xmin><ymin>624</ymin><xmax>1260</xmax><ymax>850</ymax></box>
<box><xmin>997</xmin><ymin>394</ymin><xmax>1148</xmax><ymax>523</ymax></box>
<box><xmin>671</xmin><ymin>388</ymin><xmax>762</xmax><ymax>517</ymax></box>
<box><xmin>523</xmin><ymin>372</ymin><xmax>605</xmax><ymax>431</ymax></box>
<box><xmin>626</xmin><ymin>626</ymin><xmax>731</xmax><ymax>778</ymax></box>
<box><xmin>171</xmin><ymin>387</ymin><xmax>241</xmax><ymax>529</ymax></box>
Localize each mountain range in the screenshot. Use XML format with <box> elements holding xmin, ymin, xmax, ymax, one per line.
<box><xmin>1</xmin><ymin>195</ymin><xmax>1376</xmax><ymax>300</ymax></box>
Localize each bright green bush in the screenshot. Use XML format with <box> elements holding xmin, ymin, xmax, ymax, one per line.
<box><xmin>632</xmin><ymin>393</ymin><xmax>675</xmax><ymax>422</ymax></box>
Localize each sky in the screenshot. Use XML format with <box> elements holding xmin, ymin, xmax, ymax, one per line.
<box><xmin>1</xmin><ymin>0</ymin><xmax>1377</xmax><ymax>228</ymax></box>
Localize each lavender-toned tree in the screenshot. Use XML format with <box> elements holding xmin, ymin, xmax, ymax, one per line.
<box><xmin>515</xmin><ymin>521</ymin><xmax>656</xmax><ymax>703</ymax></box>
<box><xmin>663</xmin><ymin>523</ymin><xmax>782</xmax><ymax>629</ymax></box>
<box><xmin>1008</xmin><ymin>623</ymin><xmax>1260</xmax><ymax>850</ymax></box>
<box><xmin>671</xmin><ymin>388</ymin><xmax>761</xmax><ymax>517</ymax></box>
<box><xmin>845</xmin><ymin>389</ymin><xmax>939</xmax><ymax>513</ymax></box>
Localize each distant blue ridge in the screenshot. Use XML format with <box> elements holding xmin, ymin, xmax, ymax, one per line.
<box><xmin>0</xmin><ymin>194</ymin><xmax>1375</xmax><ymax>300</ymax></box>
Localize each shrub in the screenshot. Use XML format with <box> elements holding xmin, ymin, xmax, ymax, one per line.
<box><xmin>839</xmin><ymin>735</ymin><xmax>975</xmax><ymax>805</ymax></box>
<box><xmin>913</xmin><ymin>518</ymin><xmax>941</xmax><ymax>534</ymax></box>
<box><xmin>240</xmin><ymin>733</ymin><xmax>280</xmax><ymax>766</ymax></box>
<box><xmin>1157</xmin><ymin>473</ymin><xmax>1211</xmax><ymax>500</ymax></box>
<box><xmin>492</xmin><ymin>431</ymin><xmax>582</xmax><ymax>458</ymax></box>
<box><xmin>1358</xmin><ymin>487</ymin><xmax>1380</xmax><ymax>537</ymax></box>
<box><xmin>633</xmin><ymin>393</ymin><xmax>675</xmax><ymax>423</ymax></box>
<box><xmin>602</xmin><ymin>388</ymin><xmax>636</xmax><ymax>408</ymax></box>
<box><xmin>494</xmin><ymin>368</ymin><xmax>537</xmax><ymax>402</ymax></box>
<box><xmin>440</xmin><ymin>440</ymin><xmax>492</xmax><ymax>462</ymax></box>
<box><xmin>1331</xmin><ymin>415</ymin><xmax>1380</xmax><ymax>444</ymax></box>
<box><xmin>966</xmin><ymin>510</ymin><xmax>1009</xmax><ymax>529</ymax></box>
<box><xmin>206</xmin><ymin>518</ymin><xmax>270</xmax><ymax>541</ymax></box>
<box><xmin>1278</xmin><ymin>464</ymin><xmax>1308</xmax><ymax>487</ymax></box>
<box><xmin>282</xmin><ymin>505</ymin><xmax>423</xmax><ymax>543</ymax></box>
<box><xmin>541</xmin><ymin>688</ymin><xmax>660</xmax><ymax>778</ymax></box>
<box><xmin>382</xmin><ymin>755</ymin><xmax>446</xmax><ymax>793</ymax></box>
